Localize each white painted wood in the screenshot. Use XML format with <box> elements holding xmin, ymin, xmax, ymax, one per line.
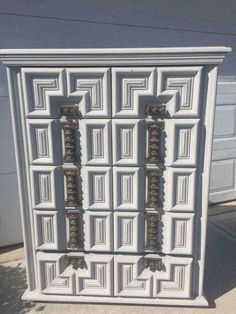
<box><xmin>1</xmin><ymin>47</ymin><xmax>230</xmax><ymax>306</ymax></box>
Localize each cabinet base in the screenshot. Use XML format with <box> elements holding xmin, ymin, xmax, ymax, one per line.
<box><xmin>22</xmin><ymin>289</ymin><xmax>209</xmax><ymax>307</ymax></box>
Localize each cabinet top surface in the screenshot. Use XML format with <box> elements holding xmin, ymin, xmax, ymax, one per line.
<box><xmin>0</xmin><ymin>46</ymin><xmax>231</xmax><ymax>66</ymax></box>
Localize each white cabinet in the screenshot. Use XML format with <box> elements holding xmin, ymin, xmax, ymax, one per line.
<box><xmin>0</xmin><ymin>47</ymin><xmax>231</xmax><ymax>306</ymax></box>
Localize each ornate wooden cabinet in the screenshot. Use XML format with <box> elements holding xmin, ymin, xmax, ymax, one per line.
<box><xmin>0</xmin><ymin>47</ymin><xmax>230</xmax><ymax>306</ymax></box>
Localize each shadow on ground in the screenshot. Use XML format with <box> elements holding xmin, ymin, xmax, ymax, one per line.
<box><xmin>204</xmin><ymin>223</ymin><xmax>236</xmax><ymax>307</ymax></box>
<box><xmin>0</xmin><ymin>262</ymin><xmax>36</xmax><ymax>314</ymax></box>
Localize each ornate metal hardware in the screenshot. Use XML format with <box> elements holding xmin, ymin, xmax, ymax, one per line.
<box><xmin>144</xmin><ymin>257</ymin><xmax>162</xmax><ymax>272</ymax></box>
<box><xmin>60</xmin><ymin>105</ymin><xmax>81</xmax><ymax>117</ymax></box>
<box><xmin>145</xmin><ymin>212</ymin><xmax>160</xmax><ymax>251</ymax></box>
<box><xmin>61</xmin><ymin>121</ymin><xmax>79</xmax><ymax>163</ymax></box>
<box><xmin>146</xmin><ymin>168</ymin><xmax>162</xmax><ymax>208</ymax></box>
<box><xmin>66</xmin><ymin>211</ymin><xmax>83</xmax><ymax>249</ymax></box>
<box><xmin>64</xmin><ymin>168</ymin><xmax>82</xmax><ymax>207</ymax></box>
<box><xmin>146</xmin><ymin>104</ymin><xmax>168</xmax><ymax>118</ymax></box>
<box><xmin>67</xmin><ymin>256</ymin><xmax>86</xmax><ymax>270</ymax></box>
<box><xmin>147</xmin><ymin>121</ymin><xmax>164</xmax><ymax>164</ymax></box>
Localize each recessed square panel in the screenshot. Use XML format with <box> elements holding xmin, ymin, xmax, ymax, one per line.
<box><xmin>66</xmin><ymin>68</ymin><xmax>111</xmax><ymax>118</ymax></box>
<box><xmin>114</xmin><ymin>212</ymin><xmax>143</xmax><ymax>252</ymax></box>
<box><xmin>112</xmin><ymin>67</ymin><xmax>155</xmax><ymax>117</ymax></box>
<box><xmin>81</xmin><ymin>167</ymin><xmax>112</xmax><ymax>210</ymax></box>
<box><xmin>84</xmin><ymin>211</ymin><xmax>112</xmax><ymax>251</ymax></box>
<box><xmin>164</xmin><ymin>168</ymin><xmax>196</xmax><ymax>212</ymax></box>
<box><xmin>80</xmin><ymin>119</ymin><xmax>111</xmax><ymax>165</ymax></box>
<box><xmin>27</xmin><ymin>119</ymin><xmax>62</xmax><ymax>164</ymax></box>
<box><xmin>165</xmin><ymin>119</ymin><xmax>199</xmax><ymax>167</ymax></box>
<box><xmin>157</xmin><ymin>66</ymin><xmax>202</xmax><ymax>118</ymax></box>
<box><xmin>113</xmin><ymin>167</ymin><xmax>144</xmax><ymax>211</ymax></box>
<box><xmin>30</xmin><ymin>166</ymin><xmax>64</xmax><ymax>210</ymax></box>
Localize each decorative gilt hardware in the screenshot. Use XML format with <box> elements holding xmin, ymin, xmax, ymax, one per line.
<box><xmin>144</xmin><ymin>257</ymin><xmax>162</xmax><ymax>272</ymax></box>
<box><xmin>67</xmin><ymin>256</ymin><xmax>86</xmax><ymax>270</ymax></box>
<box><xmin>146</xmin><ymin>168</ymin><xmax>162</xmax><ymax>208</ymax></box>
<box><xmin>147</xmin><ymin>121</ymin><xmax>164</xmax><ymax>164</ymax></box>
<box><xmin>66</xmin><ymin>211</ymin><xmax>83</xmax><ymax>249</ymax></box>
<box><xmin>145</xmin><ymin>212</ymin><xmax>160</xmax><ymax>251</ymax></box>
<box><xmin>60</xmin><ymin>105</ymin><xmax>81</xmax><ymax>117</ymax></box>
<box><xmin>64</xmin><ymin>168</ymin><xmax>81</xmax><ymax>207</ymax></box>
<box><xmin>146</xmin><ymin>104</ymin><xmax>168</xmax><ymax>118</ymax></box>
<box><xmin>61</xmin><ymin>120</ymin><xmax>79</xmax><ymax>163</ymax></box>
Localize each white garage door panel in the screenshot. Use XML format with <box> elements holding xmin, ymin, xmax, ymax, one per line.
<box><xmin>210</xmin><ymin>79</ymin><xmax>236</xmax><ymax>203</ymax></box>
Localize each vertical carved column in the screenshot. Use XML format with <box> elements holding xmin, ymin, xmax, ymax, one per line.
<box><xmin>146</xmin><ymin>168</ymin><xmax>162</xmax><ymax>208</ymax></box>
<box><xmin>61</xmin><ymin>121</ymin><xmax>78</xmax><ymax>163</ymax></box>
<box><xmin>64</xmin><ymin>168</ymin><xmax>81</xmax><ymax>207</ymax></box>
<box><xmin>147</xmin><ymin>121</ymin><xmax>164</xmax><ymax>164</ymax></box>
<box><xmin>66</xmin><ymin>211</ymin><xmax>83</xmax><ymax>249</ymax></box>
<box><xmin>145</xmin><ymin>212</ymin><xmax>160</xmax><ymax>251</ymax></box>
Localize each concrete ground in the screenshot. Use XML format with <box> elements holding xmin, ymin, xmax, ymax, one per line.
<box><xmin>0</xmin><ymin>202</ymin><xmax>236</xmax><ymax>314</ymax></box>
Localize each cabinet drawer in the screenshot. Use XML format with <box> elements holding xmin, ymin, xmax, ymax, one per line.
<box><xmin>37</xmin><ymin>252</ymin><xmax>193</xmax><ymax>299</ymax></box>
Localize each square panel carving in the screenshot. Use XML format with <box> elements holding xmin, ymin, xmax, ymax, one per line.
<box><xmin>114</xmin><ymin>255</ymin><xmax>152</xmax><ymax>297</ymax></box>
<box><xmin>162</xmin><ymin>212</ymin><xmax>194</xmax><ymax>255</ymax></box>
<box><xmin>152</xmin><ymin>255</ymin><xmax>193</xmax><ymax>299</ymax></box>
<box><xmin>80</xmin><ymin>119</ymin><xmax>111</xmax><ymax>165</ymax></box>
<box><xmin>66</xmin><ymin>68</ymin><xmax>111</xmax><ymax>118</ymax></box>
<box><xmin>112</xmin><ymin>119</ymin><xmax>145</xmax><ymax>165</ymax></box>
<box><xmin>164</xmin><ymin>168</ymin><xmax>196</xmax><ymax>212</ymax></box>
<box><xmin>165</xmin><ymin>119</ymin><xmax>199</xmax><ymax>167</ymax></box>
<box><xmin>84</xmin><ymin>211</ymin><xmax>112</xmax><ymax>251</ymax></box>
<box><xmin>21</xmin><ymin>68</ymin><xmax>65</xmax><ymax>118</ymax></box>
<box><xmin>112</xmin><ymin>67</ymin><xmax>155</xmax><ymax>117</ymax></box>
<box><xmin>114</xmin><ymin>212</ymin><xmax>143</xmax><ymax>252</ymax></box>
<box><xmin>77</xmin><ymin>254</ymin><xmax>113</xmax><ymax>296</ymax></box>
<box><xmin>35</xmin><ymin>211</ymin><xmax>66</xmax><ymax>250</ymax></box>
<box><xmin>81</xmin><ymin>167</ymin><xmax>112</xmax><ymax>210</ymax></box>
<box><xmin>30</xmin><ymin>166</ymin><xmax>64</xmax><ymax>210</ymax></box>
<box><xmin>113</xmin><ymin>167</ymin><xmax>144</xmax><ymax>211</ymax></box>
<box><xmin>27</xmin><ymin>119</ymin><xmax>62</xmax><ymax>164</ymax></box>
<box><xmin>157</xmin><ymin>67</ymin><xmax>202</xmax><ymax>117</ymax></box>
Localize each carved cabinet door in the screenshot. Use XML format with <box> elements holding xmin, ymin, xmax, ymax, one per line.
<box><xmin>23</xmin><ymin>65</ymin><xmax>201</xmax><ymax>299</ymax></box>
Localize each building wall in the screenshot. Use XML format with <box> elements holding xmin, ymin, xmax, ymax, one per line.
<box><xmin>0</xmin><ymin>0</ymin><xmax>235</xmax><ymax>246</ymax></box>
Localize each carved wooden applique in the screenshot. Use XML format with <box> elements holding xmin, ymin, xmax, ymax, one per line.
<box><xmin>146</xmin><ymin>104</ymin><xmax>167</xmax><ymax>118</ymax></box>
<box><xmin>147</xmin><ymin>121</ymin><xmax>164</xmax><ymax>164</ymax></box>
<box><xmin>67</xmin><ymin>255</ymin><xmax>86</xmax><ymax>269</ymax></box>
<box><xmin>146</xmin><ymin>168</ymin><xmax>162</xmax><ymax>208</ymax></box>
<box><xmin>144</xmin><ymin>257</ymin><xmax>162</xmax><ymax>272</ymax></box>
<box><xmin>66</xmin><ymin>211</ymin><xmax>83</xmax><ymax>250</ymax></box>
<box><xmin>145</xmin><ymin>212</ymin><xmax>160</xmax><ymax>251</ymax></box>
<box><xmin>61</xmin><ymin>121</ymin><xmax>79</xmax><ymax>163</ymax></box>
<box><xmin>64</xmin><ymin>168</ymin><xmax>81</xmax><ymax>207</ymax></box>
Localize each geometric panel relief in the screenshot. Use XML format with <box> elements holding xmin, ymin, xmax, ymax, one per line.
<box><xmin>162</xmin><ymin>212</ymin><xmax>194</xmax><ymax>255</ymax></box>
<box><xmin>112</xmin><ymin>67</ymin><xmax>155</xmax><ymax>117</ymax></box>
<box><xmin>114</xmin><ymin>255</ymin><xmax>152</xmax><ymax>297</ymax></box>
<box><xmin>66</xmin><ymin>68</ymin><xmax>111</xmax><ymax>118</ymax></box>
<box><xmin>27</xmin><ymin>119</ymin><xmax>61</xmax><ymax>164</ymax></box>
<box><xmin>152</xmin><ymin>256</ymin><xmax>193</xmax><ymax>299</ymax></box>
<box><xmin>112</xmin><ymin>119</ymin><xmax>145</xmax><ymax>165</ymax></box>
<box><xmin>80</xmin><ymin>120</ymin><xmax>111</xmax><ymax>165</ymax></box>
<box><xmin>157</xmin><ymin>66</ymin><xmax>202</xmax><ymax>118</ymax></box>
<box><xmin>35</xmin><ymin>211</ymin><xmax>66</xmax><ymax>250</ymax></box>
<box><xmin>113</xmin><ymin>167</ymin><xmax>144</xmax><ymax>211</ymax></box>
<box><xmin>21</xmin><ymin>68</ymin><xmax>65</xmax><ymax>118</ymax></box>
<box><xmin>165</xmin><ymin>119</ymin><xmax>199</xmax><ymax>167</ymax></box>
<box><xmin>114</xmin><ymin>212</ymin><xmax>143</xmax><ymax>253</ymax></box>
<box><xmin>31</xmin><ymin>166</ymin><xmax>64</xmax><ymax>210</ymax></box>
<box><xmin>37</xmin><ymin>253</ymin><xmax>113</xmax><ymax>296</ymax></box>
<box><xmin>163</xmin><ymin>168</ymin><xmax>196</xmax><ymax>212</ymax></box>
<box><xmin>84</xmin><ymin>211</ymin><xmax>112</xmax><ymax>251</ymax></box>
<box><xmin>81</xmin><ymin>167</ymin><xmax>112</xmax><ymax>210</ymax></box>
<box><xmin>77</xmin><ymin>254</ymin><xmax>113</xmax><ymax>296</ymax></box>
